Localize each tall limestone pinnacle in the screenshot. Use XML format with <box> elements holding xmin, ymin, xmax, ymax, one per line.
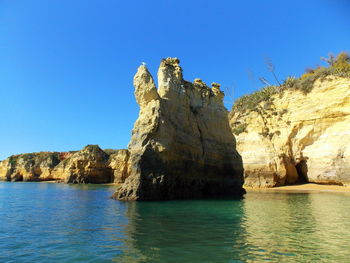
<box><xmin>113</xmin><ymin>58</ymin><xmax>245</xmax><ymax>201</ymax></box>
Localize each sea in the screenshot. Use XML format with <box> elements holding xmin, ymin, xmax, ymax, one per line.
<box><xmin>1</xmin><ymin>182</ymin><xmax>350</xmax><ymax>262</ymax></box>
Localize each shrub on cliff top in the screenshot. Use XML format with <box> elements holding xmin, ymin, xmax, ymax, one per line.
<box><xmin>232</xmin><ymin>52</ymin><xmax>350</xmax><ymax>112</ymax></box>
<box><xmin>104</xmin><ymin>149</ymin><xmax>120</xmax><ymax>155</ymax></box>
<box><xmin>287</xmin><ymin>67</ymin><xmax>333</xmax><ymax>94</ymax></box>
<box><xmin>232</xmin><ymin>85</ymin><xmax>277</xmax><ymax>112</ymax></box>
<box><xmin>8</xmin><ymin>152</ymin><xmax>60</xmax><ymax>167</ymax></box>
<box><xmin>286</xmin><ymin>52</ymin><xmax>350</xmax><ymax>93</ymax></box>
<box><xmin>331</xmin><ymin>52</ymin><xmax>350</xmax><ymax>77</ymax></box>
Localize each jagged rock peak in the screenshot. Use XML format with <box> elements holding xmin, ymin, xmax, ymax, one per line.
<box><xmin>113</xmin><ymin>57</ymin><xmax>245</xmax><ymax>201</ymax></box>
<box><xmin>134</xmin><ymin>65</ymin><xmax>159</xmax><ymax>107</ymax></box>
<box><xmin>193</xmin><ymin>78</ymin><xmax>210</xmax><ymax>89</ymax></box>
<box><xmin>211</xmin><ymin>82</ymin><xmax>221</xmax><ymax>89</ymax></box>
<box><xmin>133</xmin><ymin>57</ymin><xmax>224</xmax><ymax>105</ymax></box>
<box><xmin>161</xmin><ymin>57</ymin><xmax>180</xmax><ymax>66</ymax></box>
<box><xmin>159</xmin><ymin>57</ymin><xmax>182</xmax><ymax>78</ymax></box>
<box><xmin>160</xmin><ymin>57</ymin><xmax>182</xmax><ymax>77</ymax></box>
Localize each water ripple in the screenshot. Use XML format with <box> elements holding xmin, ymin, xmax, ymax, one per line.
<box><xmin>1</xmin><ymin>182</ymin><xmax>350</xmax><ymax>262</ymax></box>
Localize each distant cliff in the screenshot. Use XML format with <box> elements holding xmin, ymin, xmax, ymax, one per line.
<box><xmin>0</xmin><ymin>145</ymin><xmax>129</xmax><ymax>184</ymax></box>
<box><xmin>113</xmin><ymin>58</ymin><xmax>244</xmax><ymax>201</ymax></box>
<box><xmin>229</xmin><ymin>76</ymin><xmax>350</xmax><ymax>187</ymax></box>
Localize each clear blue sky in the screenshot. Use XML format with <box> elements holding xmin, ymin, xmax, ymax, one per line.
<box><xmin>1</xmin><ymin>0</ymin><xmax>349</xmax><ymax>159</ymax></box>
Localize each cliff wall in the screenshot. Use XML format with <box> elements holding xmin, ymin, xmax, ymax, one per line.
<box><xmin>0</xmin><ymin>145</ymin><xmax>129</xmax><ymax>183</ymax></box>
<box><xmin>229</xmin><ymin>76</ymin><xmax>350</xmax><ymax>187</ymax></box>
<box><xmin>0</xmin><ymin>152</ymin><xmax>65</xmax><ymax>181</ymax></box>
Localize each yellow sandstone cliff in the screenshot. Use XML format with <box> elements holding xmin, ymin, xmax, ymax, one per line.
<box><xmin>229</xmin><ymin>76</ymin><xmax>350</xmax><ymax>187</ymax></box>
<box><xmin>0</xmin><ymin>152</ymin><xmax>66</xmax><ymax>181</ymax></box>
<box><xmin>0</xmin><ymin>145</ymin><xmax>129</xmax><ymax>183</ymax></box>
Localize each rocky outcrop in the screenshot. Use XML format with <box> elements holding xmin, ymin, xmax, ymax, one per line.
<box><xmin>0</xmin><ymin>152</ymin><xmax>68</xmax><ymax>181</ymax></box>
<box><xmin>0</xmin><ymin>145</ymin><xmax>130</xmax><ymax>184</ymax></box>
<box><xmin>230</xmin><ymin>76</ymin><xmax>350</xmax><ymax>187</ymax></box>
<box><xmin>109</xmin><ymin>149</ymin><xmax>130</xmax><ymax>183</ymax></box>
<box><xmin>51</xmin><ymin>145</ymin><xmax>112</xmax><ymax>183</ymax></box>
<box><xmin>113</xmin><ymin>58</ymin><xmax>244</xmax><ymax>201</ymax></box>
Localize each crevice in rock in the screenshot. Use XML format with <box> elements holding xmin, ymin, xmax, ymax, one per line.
<box><xmin>197</xmin><ymin>124</ymin><xmax>205</xmax><ymax>157</ymax></box>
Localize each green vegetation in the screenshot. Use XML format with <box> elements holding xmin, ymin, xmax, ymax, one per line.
<box><xmin>83</xmin><ymin>144</ymin><xmax>102</xmax><ymax>151</ymax></box>
<box><xmin>232</xmin><ymin>85</ymin><xmax>279</xmax><ymax>112</ymax></box>
<box><xmin>232</xmin><ymin>123</ymin><xmax>248</xmax><ymax>135</ymax></box>
<box><xmin>8</xmin><ymin>156</ymin><xmax>19</xmax><ymax>166</ymax></box>
<box><xmin>103</xmin><ymin>149</ymin><xmax>120</xmax><ymax>155</ymax></box>
<box><xmin>7</xmin><ymin>152</ymin><xmax>60</xmax><ymax>167</ymax></box>
<box><xmin>232</xmin><ymin>52</ymin><xmax>350</xmax><ymax>113</ymax></box>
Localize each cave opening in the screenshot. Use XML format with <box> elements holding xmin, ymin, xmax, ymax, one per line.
<box><xmin>12</xmin><ymin>173</ymin><xmax>23</xmax><ymax>182</ymax></box>
<box><xmin>295</xmin><ymin>160</ymin><xmax>308</xmax><ymax>183</ymax></box>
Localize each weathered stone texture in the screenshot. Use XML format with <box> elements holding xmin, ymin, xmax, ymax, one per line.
<box><xmin>230</xmin><ymin>76</ymin><xmax>350</xmax><ymax>187</ymax></box>
<box><xmin>0</xmin><ymin>152</ymin><xmax>65</xmax><ymax>181</ymax></box>
<box><xmin>113</xmin><ymin>58</ymin><xmax>244</xmax><ymax>201</ymax></box>
<box><xmin>0</xmin><ymin>146</ymin><xmax>130</xmax><ymax>184</ymax></box>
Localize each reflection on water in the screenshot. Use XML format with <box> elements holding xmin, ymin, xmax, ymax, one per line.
<box><xmin>117</xmin><ymin>192</ymin><xmax>350</xmax><ymax>262</ymax></box>
<box><xmin>1</xmin><ymin>182</ymin><xmax>350</xmax><ymax>262</ymax></box>
<box><xmin>242</xmin><ymin>193</ymin><xmax>320</xmax><ymax>261</ymax></box>
<box><xmin>242</xmin><ymin>192</ymin><xmax>350</xmax><ymax>262</ymax></box>
<box><xmin>116</xmin><ymin>200</ymin><xmax>245</xmax><ymax>263</ymax></box>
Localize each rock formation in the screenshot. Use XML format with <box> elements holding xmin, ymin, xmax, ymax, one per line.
<box><xmin>113</xmin><ymin>58</ymin><xmax>245</xmax><ymax>201</ymax></box>
<box><xmin>230</xmin><ymin>76</ymin><xmax>350</xmax><ymax>187</ymax></box>
<box><xmin>0</xmin><ymin>145</ymin><xmax>130</xmax><ymax>184</ymax></box>
<box><xmin>51</xmin><ymin>145</ymin><xmax>112</xmax><ymax>183</ymax></box>
<box><xmin>108</xmin><ymin>149</ymin><xmax>130</xmax><ymax>183</ymax></box>
<box><xmin>0</xmin><ymin>152</ymin><xmax>65</xmax><ymax>181</ymax></box>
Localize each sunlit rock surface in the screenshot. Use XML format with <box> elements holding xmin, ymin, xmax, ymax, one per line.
<box><xmin>230</xmin><ymin>76</ymin><xmax>350</xmax><ymax>187</ymax></box>
<box><xmin>0</xmin><ymin>152</ymin><xmax>67</xmax><ymax>181</ymax></box>
<box><xmin>51</xmin><ymin>145</ymin><xmax>113</xmax><ymax>183</ymax></box>
<box><xmin>109</xmin><ymin>149</ymin><xmax>130</xmax><ymax>184</ymax></box>
<box><xmin>113</xmin><ymin>58</ymin><xmax>244</xmax><ymax>201</ymax></box>
<box><xmin>0</xmin><ymin>146</ymin><xmax>130</xmax><ymax>184</ymax></box>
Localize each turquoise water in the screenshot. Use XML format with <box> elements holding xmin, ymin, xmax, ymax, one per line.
<box><xmin>1</xmin><ymin>182</ymin><xmax>350</xmax><ymax>262</ymax></box>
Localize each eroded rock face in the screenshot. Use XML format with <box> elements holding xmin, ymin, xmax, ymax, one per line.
<box><xmin>113</xmin><ymin>58</ymin><xmax>244</xmax><ymax>201</ymax></box>
<box><xmin>230</xmin><ymin>76</ymin><xmax>350</xmax><ymax>187</ymax></box>
<box><xmin>51</xmin><ymin>145</ymin><xmax>112</xmax><ymax>183</ymax></box>
<box><xmin>0</xmin><ymin>146</ymin><xmax>130</xmax><ymax>184</ymax></box>
<box><xmin>0</xmin><ymin>152</ymin><xmax>69</xmax><ymax>181</ymax></box>
<box><xmin>109</xmin><ymin>149</ymin><xmax>130</xmax><ymax>183</ymax></box>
